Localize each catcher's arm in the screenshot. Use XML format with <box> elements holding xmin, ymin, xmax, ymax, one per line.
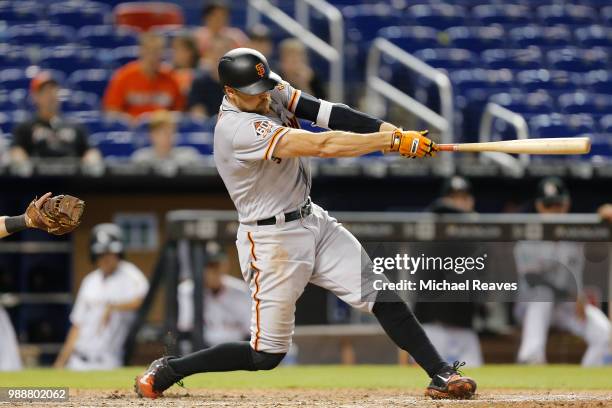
<box><xmin>0</xmin><ymin>193</ymin><xmax>52</xmax><ymax>239</ymax></box>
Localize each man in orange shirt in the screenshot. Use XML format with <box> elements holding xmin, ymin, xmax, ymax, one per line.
<box><xmin>103</xmin><ymin>32</ymin><xmax>185</xmax><ymax>118</ymax></box>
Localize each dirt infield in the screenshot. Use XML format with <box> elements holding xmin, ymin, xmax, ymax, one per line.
<box><xmin>8</xmin><ymin>388</ymin><xmax>612</xmax><ymax>407</ymax></box>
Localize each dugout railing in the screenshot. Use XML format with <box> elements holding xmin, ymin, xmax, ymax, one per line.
<box><xmin>123</xmin><ymin>210</ymin><xmax>612</xmax><ymax>364</ymax></box>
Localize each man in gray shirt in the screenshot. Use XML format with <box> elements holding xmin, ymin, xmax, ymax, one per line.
<box><xmin>135</xmin><ymin>48</ymin><xmax>476</xmax><ymax>400</ymax></box>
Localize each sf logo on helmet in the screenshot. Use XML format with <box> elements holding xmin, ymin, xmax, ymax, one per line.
<box><xmin>255</xmin><ymin>63</ymin><xmax>266</xmax><ymax>78</ymax></box>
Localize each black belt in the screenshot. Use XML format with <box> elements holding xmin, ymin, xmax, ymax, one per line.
<box><xmin>257</xmin><ymin>199</ymin><xmax>312</xmax><ymax>226</ymax></box>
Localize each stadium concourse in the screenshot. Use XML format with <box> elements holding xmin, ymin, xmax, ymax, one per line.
<box><xmin>0</xmin><ymin>0</ymin><xmax>611</xmax><ymax>405</ymax></box>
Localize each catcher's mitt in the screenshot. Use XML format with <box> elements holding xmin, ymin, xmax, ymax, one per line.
<box><xmin>25</xmin><ymin>194</ymin><xmax>85</xmax><ymax>235</ymax></box>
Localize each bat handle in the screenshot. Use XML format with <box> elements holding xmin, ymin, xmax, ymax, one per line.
<box><xmin>436</xmin><ymin>144</ymin><xmax>457</xmax><ymax>152</ymax></box>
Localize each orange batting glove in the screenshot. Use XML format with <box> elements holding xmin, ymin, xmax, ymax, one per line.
<box><xmin>388</xmin><ymin>129</ymin><xmax>438</xmax><ymax>158</ymax></box>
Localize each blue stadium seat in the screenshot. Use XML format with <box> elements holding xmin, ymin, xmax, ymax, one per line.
<box><xmin>603</xmin><ymin>6</ymin><xmax>612</xmax><ymax>26</ymax></box>
<box><xmin>588</xmin><ymin>133</ymin><xmax>612</xmax><ymax>158</ymax></box>
<box><xmin>0</xmin><ymin>45</ymin><xmax>32</xmax><ymax>68</ymax></box>
<box><xmin>343</xmin><ymin>4</ymin><xmax>401</xmax><ymax>43</ymax></box>
<box><xmin>40</xmin><ymin>46</ymin><xmax>100</xmax><ymax>75</ymax></box>
<box><xmin>0</xmin><ymin>110</ymin><xmax>28</xmax><ymax>134</ymax></box>
<box><xmin>7</xmin><ymin>24</ymin><xmax>76</xmax><ymax>48</ymax></box>
<box><xmin>575</xmin><ymin>25</ymin><xmax>612</xmax><ymax>48</ymax></box>
<box><xmin>0</xmin><ymin>90</ymin><xmax>22</xmax><ymax>112</ymax></box>
<box><xmin>78</xmin><ymin>25</ymin><xmax>139</xmax><ymax>49</ymax></box>
<box><xmin>517</xmin><ymin>69</ymin><xmax>582</xmax><ymax>95</ymax></box>
<box><xmin>177</xmin><ymin>116</ymin><xmax>214</xmax><ymax>133</ymax></box>
<box><xmin>0</xmin><ymin>1</ymin><xmax>43</xmax><ymax>24</ymax></box>
<box><xmin>451</xmin><ymin>68</ymin><xmax>515</xmax><ymax>94</ymax></box>
<box><xmin>509</xmin><ymin>26</ymin><xmax>572</xmax><ymax>49</ymax></box>
<box><xmin>585</xmin><ymin>70</ymin><xmax>612</xmax><ymax>94</ymax></box>
<box><xmin>48</xmin><ymin>1</ymin><xmax>111</xmax><ymax>28</ymax></box>
<box><xmin>530</xmin><ymin>113</ymin><xmax>595</xmax><ymax>138</ymax></box>
<box><xmin>414</xmin><ymin>48</ymin><xmax>478</xmax><ymax>70</ymax></box>
<box><xmin>0</xmin><ymin>69</ymin><xmax>33</xmax><ymax>91</ymax></box>
<box><xmin>547</xmin><ymin>48</ymin><xmax>608</xmax><ymax>73</ymax></box>
<box><xmin>110</xmin><ymin>46</ymin><xmax>139</xmax><ymax>67</ymax></box>
<box><xmin>406</xmin><ymin>4</ymin><xmax>467</xmax><ymax>30</ymax></box>
<box><xmin>537</xmin><ymin>5</ymin><xmax>597</xmax><ymax>26</ymax></box>
<box><xmin>58</xmin><ymin>90</ymin><xmax>99</xmax><ymax>112</ymax></box>
<box><xmin>377</xmin><ymin>26</ymin><xmax>440</xmax><ymax>53</ymax></box>
<box><xmin>68</xmin><ymin>69</ymin><xmax>112</xmax><ymax>97</ymax></box>
<box><xmin>451</xmin><ymin>68</ymin><xmax>516</xmax><ymax>142</ymax></box>
<box><xmin>482</xmin><ymin>48</ymin><xmax>543</xmax><ymax>70</ymax></box>
<box><xmin>66</xmin><ymin>111</ymin><xmax>130</xmax><ymax>134</ymax></box>
<box><xmin>489</xmin><ymin>91</ymin><xmax>554</xmax><ymax>116</ymax></box>
<box><xmin>446</xmin><ymin>26</ymin><xmax>505</xmax><ymax>53</ymax></box>
<box><xmin>472</xmin><ymin>4</ymin><xmax>531</xmax><ymax>26</ymax></box>
<box><xmin>576</xmin><ymin>0</ymin><xmax>612</xmax><ymax>8</ymax></box>
<box><xmin>179</xmin><ymin>132</ymin><xmax>214</xmax><ymax>155</ymax></box>
<box><xmin>558</xmin><ymin>92</ymin><xmax>612</xmax><ymax>115</ymax></box>
<box><xmin>90</xmin><ymin>131</ymin><xmax>135</xmax><ymax>158</ymax></box>
<box><xmin>600</xmin><ymin>114</ymin><xmax>612</xmax><ymax>133</ymax></box>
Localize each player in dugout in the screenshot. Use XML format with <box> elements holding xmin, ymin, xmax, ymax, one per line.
<box><xmin>54</xmin><ymin>223</ymin><xmax>148</xmax><ymax>370</ymax></box>
<box><xmin>177</xmin><ymin>241</ymin><xmax>251</xmax><ymax>354</ymax></box>
<box><xmin>514</xmin><ymin>177</ymin><xmax>611</xmax><ymax>366</ymax></box>
<box><xmin>135</xmin><ymin>48</ymin><xmax>476</xmax><ymax>400</ymax></box>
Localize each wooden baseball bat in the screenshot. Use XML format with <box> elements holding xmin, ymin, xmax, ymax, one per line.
<box><xmin>437</xmin><ymin>137</ymin><xmax>591</xmax><ymax>155</ymax></box>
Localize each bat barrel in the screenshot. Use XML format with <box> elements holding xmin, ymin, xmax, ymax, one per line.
<box><xmin>437</xmin><ymin>137</ymin><xmax>591</xmax><ymax>155</ymax></box>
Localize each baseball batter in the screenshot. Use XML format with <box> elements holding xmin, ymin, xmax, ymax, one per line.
<box><xmin>135</xmin><ymin>48</ymin><xmax>477</xmax><ymax>400</ymax></box>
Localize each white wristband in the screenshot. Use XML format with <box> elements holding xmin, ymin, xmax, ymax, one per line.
<box><xmin>315</xmin><ymin>99</ymin><xmax>333</xmax><ymax>129</ymax></box>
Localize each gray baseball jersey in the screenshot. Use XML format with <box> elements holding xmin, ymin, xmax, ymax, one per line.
<box><xmin>213</xmin><ymin>77</ymin><xmax>380</xmax><ymax>354</ymax></box>
<box><xmin>214</xmin><ymin>80</ymin><xmax>311</xmax><ymax>223</ymax></box>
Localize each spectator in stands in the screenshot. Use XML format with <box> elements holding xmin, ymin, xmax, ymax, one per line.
<box><xmin>132</xmin><ymin>110</ymin><xmax>201</xmax><ymax>168</ymax></box>
<box><xmin>9</xmin><ymin>72</ymin><xmax>102</xmax><ymax>165</ymax></box>
<box><xmin>177</xmin><ymin>241</ymin><xmax>250</xmax><ymax>353</ymax></box>
<box><xmin>103</xmin><ymin>32</ymin><xmax>184</xmax><ymax>119</ymax></box>
<box><xmin>278</xmin><ymin>38</ymin><xmax>326</xmax><ymax>99</ymax></box>
<box><xmin>413</xmin><ymin>176</ymin><xmax>484</xmax><ymax>367</ymax></box>
<box><xmin>172</xmin><ymin>34</ymin><xmax>200</xmax><ymax>96</ymax></box>
<box><xmin>188</xmin><ymin>36</ymin><xmax>234</xmax><ymax>118</ymax></box>
<box><xmin>54</xmin><ymin>224</ymin><xmax>148</xmax><ymax>370</ymax></box>
<box><xmin>247</xmin><ymin>24</ymin><xmax>274</xmax><ymax>61</ymax></box>
<box><xmin>194</xmin><ymin>0</ymin><xmax>247</xmax><ymax>61</ymax></box>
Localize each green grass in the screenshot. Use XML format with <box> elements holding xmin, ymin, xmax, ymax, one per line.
<box><xmin>0</xmin><ymin>365</ymin><xmax>611</xmax><ymax>390</ymax></box>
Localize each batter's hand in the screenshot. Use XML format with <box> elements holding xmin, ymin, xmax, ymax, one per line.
<box><xmin>389</xmin><ymin>129</ymin><xmax>438</xmax><ymax>158</ymax></box>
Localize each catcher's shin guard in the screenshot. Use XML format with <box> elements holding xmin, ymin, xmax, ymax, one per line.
<box><xmin>425</xmin><ymin>361</ymin><xmax>477</xmax><ymax>400</ymax></box>
<box><xmin>134</xmin><ymin>357</ymin><xmax>183</xmax><ymax>399</ymax></box>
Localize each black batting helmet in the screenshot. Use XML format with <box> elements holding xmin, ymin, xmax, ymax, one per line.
<box><xmin>536</xmin><ymin>177</ymin><xmax>570</xmax><ymax>207</ymax></box>
<box><xmin>218</xmin><ymin>48</ymin><xmax>280</xmax><ymax>95</ymax></box>
<box><xmin>90</xmin><ymin>223</ymin><xmax>124</xmax><ymax>262</ymax></box>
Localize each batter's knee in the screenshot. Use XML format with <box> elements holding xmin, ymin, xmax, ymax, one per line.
<box><xmin>249</xmin><ymin>349</ymin><xmax>286</xmax><ymax>371</ymax></box>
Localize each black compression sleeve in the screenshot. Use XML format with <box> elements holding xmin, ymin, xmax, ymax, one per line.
<box><xmin>294</xmin><ymin>92</ymin><xmax>384</xmax><ymax>134</ymax></box>
<box><xmin>4</xmin><ymin>215</ymin><xmax>27</xmax><ymax>234</ymax></box>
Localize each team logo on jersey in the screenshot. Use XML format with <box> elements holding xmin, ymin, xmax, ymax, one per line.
<box><xmin>255</xmin><ymin>63</ymin><xmax>266</xmax><ymax>78</ymax></box>
<box><xmin>253</xmin><ymin>120</ymin><xmax>274</xmax><ymax>139</ymax></box>
<box><xmin>275</xmin><ymin>82</ymin><xmax>285</xmax><ymax>91</ymax></box>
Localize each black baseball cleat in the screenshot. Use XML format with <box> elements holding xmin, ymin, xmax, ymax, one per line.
<box><xmin>425</xmin><ymin>361</ymin><xmax>477</xmax><ymax>400</ymax></box>
<box><xmin>134</xmin><ymin>356</ymin><xmax>184</xmax><ymax>399</ymax></box>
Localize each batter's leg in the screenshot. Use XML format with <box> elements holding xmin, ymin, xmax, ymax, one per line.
<box><xmin>307</xmin><ymin>206</ymin><xmax>476</xmax><ymax>399</ymax></box>
<box><xmin>135</xmin><ymin>224</ymin><xmax>315</xmax><ymax>399</ymax></box>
